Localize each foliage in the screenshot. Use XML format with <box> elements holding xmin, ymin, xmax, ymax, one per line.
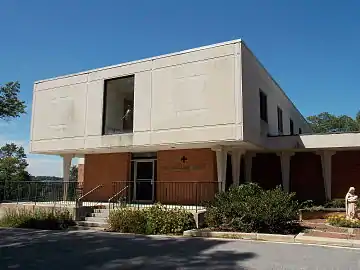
<box><xmin>327</xmin><ymin>215</ymin><xmax>360</xmax><ymax>228</ymax></box>
<box><xmin>302</xmin><ymin>199</ymin><xmax>360</xmax><ymax>210</ymax></box>
<box><xmin>0</xmin><ymin>143</ymin><xmax>31</xmax><ymax>201</ymax></box>
<box><xmin>204</xmin><ymin>183</ymin><xmax>300</xmax><ymax>234</ymax></box>
<box><xmin>108</xmin><ymin>207</ymin><xmax>147</xmax><ymax>234</ymax></box>
<box><xmin>0</xmin><ymin>207</ymin><xmax>75</xmax><ymax>230</ymax></box>
<box><xmin>0</xmin><ymin>81</ymin><xmax>26</xmax><ymax>120</ymax></box>
<box><xmin>144</xmin><ymin>204</ymin><xmax>195</xmax><ymax>235</ymax></box>
<box><xmin>307</xmin><ymin>112</ymin><xmax>360</xmax><ymax>133</ymax></box>
<box><xmin>108</xmin><ymin>204</ymin><xmax>196</xmax><ymax>235</ymax></box>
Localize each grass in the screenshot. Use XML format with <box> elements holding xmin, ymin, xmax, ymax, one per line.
<box><xmin>0</xmin><ymin>207</ymin><xmax>75</xmax><ymax>230</ymax></box>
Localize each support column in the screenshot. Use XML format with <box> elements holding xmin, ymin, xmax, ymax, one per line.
<box><xmin>62</xmin><ymin>154</ymin><xmax>73</xmax><ymax>201</ymax></box>
<box><xmin>316</xmin><ymin>150</ymin><xmax>336</xmax><ymax>201</ymax></box>
<box><xmin>277</xmin><ymin>152</ymin><xmax>295</xmax><ymax>193</ymax></box>
<box><xmin>212</xmin><ymin>146</ymin><xmax>228</xmax><ymax>192</ymax></box>
<box><xmin>245</xmin><ymin>152</ymin><xmax>256</xmax><ymax>183</ymax></box>
<box><xmin>231</xmin><ymin>150</ymin><xmax>244</xmax><ymax>186</ymax></box>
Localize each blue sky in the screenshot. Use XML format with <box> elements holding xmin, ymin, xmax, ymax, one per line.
<box><xmin>1</xmin><ymin>0</ymin><xmax>359</xmax><ymax>176</ymax></box>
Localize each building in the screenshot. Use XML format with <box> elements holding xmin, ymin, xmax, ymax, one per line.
<box><xmin>30</xmin><ymin>40</ymin><xmax>360</xmax><ymax>205</ymax></box>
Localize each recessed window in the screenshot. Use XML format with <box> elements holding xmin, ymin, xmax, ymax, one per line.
<box><xmin>259</xmin><ymin>90</ymin><xmax>268</xmax><ymax>123</ymax></box>
<box><xmin>102</xmin><ymin>75</ymin><xmax>134</xmax><ymax>135</ymax></box>
<box><xmin>299</xmin><ymin>128</ymin><xmax>302</xmax><ymax>134</ymax></box>
<box><xmin>290</xmin><ymin>119</ymin><xmax>294</xmax><ymax>135</ymax></box>
<box><xmin>277</xmin><ymin>107</ymin><xmax>283</xmax><ymax>134</ymax></box>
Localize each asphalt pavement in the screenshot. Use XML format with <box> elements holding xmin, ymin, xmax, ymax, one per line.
<box><xmin>0</xmin><ymin>228</ymin><xmax>360</xmax><ymax>270</ymax></box>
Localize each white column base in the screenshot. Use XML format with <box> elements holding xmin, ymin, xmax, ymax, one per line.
<box><xmin>212</xmin><ymin>146</ymin><xmax>228</xmax><ymax>192</ymax></box>
<box><xmin>316</xmin><ymin>150</ymin><xmax>336</xmax><ymax>201</ymax></box>
<box><xmin>231</xmin><ymin>150</ymin><xmax>244</xmax><ymax>186</ymax></box>
<box><xmin>245</xmin><ymin>152</ymin><xmax>256</xmax><ymax>183</ymax></box>
<box><xmin>62</xmin><ymin>154</ymin><xmax>74</xmax><ymax>201</ymax></box>
<box><xmin>277</xmin><ymin>152</ymin><xmax>294</xmax><ymax>193</ymax></box>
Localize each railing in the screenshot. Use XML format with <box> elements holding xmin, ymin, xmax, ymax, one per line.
<box><xmin>108</xmin><ymin>185</ymin><xmax>129</xmax><ymax>209</ymax></box>
<box><xmin>0</xmin><ymin>181</ymin><xmax>83</xmax><ymax>206</ymax></box>
<box><xmin>111</xmin><ymin>181</ymin><xmax>219</xmax><ymax>212</ymax></box>
<box><xmin>76</xmin><ymin>184</ymin><xmax>104</xmax><ymax>207</ymax></box>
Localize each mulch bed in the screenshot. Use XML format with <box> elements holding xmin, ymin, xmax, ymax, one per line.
<box><xmin>301</xmin><ymin>219</ymin><xmax>360</xmax><ymax>240</ymax></box>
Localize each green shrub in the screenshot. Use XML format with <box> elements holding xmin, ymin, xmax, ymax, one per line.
<box><xmin>327</xmin><ymin>215</ymin><xmax>360</xmax><ymax>228</ymax></box>
<box><xmin>324</xmin><ymin>199</ymin><xmax>360</xmax><ymax>209</ymax></box>
<box><xmin>108</xmin><ymin>204</ymin><xmax>196</xmax><ymax>235</ymax></box>
<box><xmin>108</xmin><ymin>207</ymin><xmax>147</xmax><ymax>234</ymax></box>
<box><xmin>144</xmin><ymin>204</ymin><xmax>195</xmax><ymax>235</ymax></box>
<box><xmin>204</xmin><ymin>183</ymin><xmax>300</xmax><ymax>234</ymax></box>
<box><xmin>0</xmin><ymin>208</ymin><xmax>75</xmax><ymax>230</ymax></box>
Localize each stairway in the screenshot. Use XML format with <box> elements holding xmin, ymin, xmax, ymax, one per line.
<box><xmin>76</xmin><ymin>208</ymin><xmax>109</xmax><ymax>229</ymax></box>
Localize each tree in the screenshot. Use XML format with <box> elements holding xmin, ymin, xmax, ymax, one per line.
<box><xmin>307</xmin><ymin>112</ymin><xmax>360</xmax><ymax>134</ymax></box>
<box><xmin>0</xmin><ymin>143</ymin><xmax>31</xmax><ymax>200</ymax></box>
<box><xmin>0</xmin><ymin>81</ymin><xmax>26</xmax><ymax>120</ymax></box>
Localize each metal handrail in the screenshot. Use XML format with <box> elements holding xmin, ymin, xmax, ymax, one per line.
<box><xmin>108</xmin><ymin>186</ymin><xmax>129</xmax><ymax>203</ymax></box>
<box><xmin>77</xmin><ymin>184</ymin><xmax>103</xmax><ymax>202</ymax></box>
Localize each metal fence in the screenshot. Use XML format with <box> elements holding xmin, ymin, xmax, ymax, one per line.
<box><xmin>110</xmin><ymin>181</ymin><xmax>218</xmax><ymax>211</ymax></box>
<box><xmin>0</xmin><ymin>181</ymin><xmax>83</xmax><ymax>205</ymax></box>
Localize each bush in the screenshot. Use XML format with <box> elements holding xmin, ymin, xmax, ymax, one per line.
<box><xmin>0</xmin><ymin>208</ymin><xmax>75</xmax><ymax>230</ymax></box>
<box><xmin>324</xmin><ymin>199</ymin><xmax>360</xmax><ymax>209</ymax></box>
<box><xmin>108</xmin><ymin>207</ymin><xmax>147</xmax><ymax>234</ymax></box>
<box><xmin>204</xmin><ymin>183</ymin><xmax>300</xmax><ymax>234</ymax></box>
<box><xmin>108</xmin><ymin>204</ymin><xmax>196</xmax><ymax>235</ymax></box>
<box><xmin>327</xmin><ymin>215</ymin><xmax>360</xmax><ymax>228</ymax></box>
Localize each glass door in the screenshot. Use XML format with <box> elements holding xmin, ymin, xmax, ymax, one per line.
<box><xmin>133</xmin><ymin>160</ymin><xmax>155</xmax><ymax>202</ymax></box>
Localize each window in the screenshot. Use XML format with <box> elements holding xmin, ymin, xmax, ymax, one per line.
<box><xmin>277</xmin><ymin>107</ymin><xmax>283</xmax><ymax>134</ymax></box>
<box><xmin>299</xmin><ymin>128</ymin><xmax>302</xmax><ymax>134</ymax></box>
<box><xmin>259</xmin><ymin>90</ymin><xmax>268</xmax><ymax>123</ymax></box>
<box><xmin>102</xmin><ymin>75</ymin><xmax>135</xmax><ymax>135</ymax></box>
<box><xmin>290</xmin><ymin>119</ymin><xmax>294</xmax><ymax>135</ymax></box>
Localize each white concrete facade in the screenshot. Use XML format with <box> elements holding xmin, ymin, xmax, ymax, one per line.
<box><xmin>30</xmin><ymin>40</ymin><xmax>311</xmax><ymax>155</ymax></box>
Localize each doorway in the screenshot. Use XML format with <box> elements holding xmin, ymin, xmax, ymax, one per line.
<box><xmin>132</xmin><ymin>159</ymin><xmax>156</xmax><ymax>202</ymax></box>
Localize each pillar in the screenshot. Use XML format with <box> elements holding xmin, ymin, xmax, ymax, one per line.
<box><xmin>62</xmin><ymin>154</ymin><xmax>73</xmax><ymax>201</ymax></box>
<box><xmin>316</xmin><ymin>150</ymin><xmax>336</xmax><ymax>201</ymax></box>
<box><xmin>277</xmin><ymin>152</ymin><xmax>294</xmax><ymax>193</ymax></box>
<box><xmin>245</xmin><ymin>152</ymin><xmax>256</xmax><ymax>183</ymax></box>
<box><xmin>212</xmin><ymin>146</ymin><xmax>228</xmax><ymax>192</ymax></box>
<box><xmin>231</xmin><ymin>149</ymin><xmax>244</xmax><ymax>186</ymax></box>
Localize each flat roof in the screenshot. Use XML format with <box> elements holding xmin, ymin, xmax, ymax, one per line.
<box><xmin>34</xmin><ymin>39</ymin><xmax>242</xmax><ymax>84</ymax></box>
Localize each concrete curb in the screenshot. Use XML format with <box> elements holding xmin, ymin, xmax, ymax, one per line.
<box><xmin>183</xmin><ymin>229</ymin><xmax>295</xmax><ymax>243</ymax></box>
<box><xmin>183</xmin><ymin>230</ymin><xmax>360</xmax><ymax>247</ymax></box>
<box><xmin>295</xmin><ymin>233</ymin><xmax>360</xmax><ymax>248</ymax></box>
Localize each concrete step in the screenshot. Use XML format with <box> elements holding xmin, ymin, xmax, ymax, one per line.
<box><xmin>93</xmin><ymin>208</ymin><xmax>110</xmax><ymax>214</ymax></box>
<box><xmin>77</xmin><ymin>221</ymin><xmax>108</xmax><ymax>228</ymax></box>
<box><xmin>90</xmin><ymin>212</ymin><xmax>109</xmax><ymax>218</ymax></box>
<box><xmin>85</xmin><ymin>216</ymin><xmax>108</xmax><ymax>223</ymax></box>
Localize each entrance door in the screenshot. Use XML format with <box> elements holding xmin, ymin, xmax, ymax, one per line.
<box><xmin>133</xmin><ymin>160</ymin><xmax>155</xmax><ymax>202</ymax></box>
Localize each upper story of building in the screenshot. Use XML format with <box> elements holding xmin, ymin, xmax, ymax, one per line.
<box><xmin>30</xmin><ymin>40</ymin><xmax>311</xmax><ymax>155</ymax></box>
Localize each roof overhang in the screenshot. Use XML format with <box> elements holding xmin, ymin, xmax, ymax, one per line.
<box><xmin>266</xmin><ymin>133</ymin><xmax>360</xmax><ymax>151</ymax></box>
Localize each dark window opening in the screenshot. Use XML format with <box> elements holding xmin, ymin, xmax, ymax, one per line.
<box><xmin>102</xmin><ymin>75</ymin><xmax>134</xmax><ymax>135</ymax></box>
<box><xmin>277</xmin><ymin>107</ymin><xmax>283</xmax><ymax>134</ymax></box>
<box><xmin>299</xmin><ymin>128</ymin><xmax>302</xmax><ymax>134</ymax></box>
<box><xmin>290</xmin><ymin>119</ymin><xmax>294</xmax><ymax>135</ymax></box>
<box><xmin>259</xmin><ymin>90</ymin><xmax>268</xmax><ymax>123</ymax></box>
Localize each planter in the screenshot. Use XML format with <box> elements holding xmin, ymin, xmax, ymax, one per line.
<box><xmin>299</xmin><ymin>208</ymin><xmax>345</xmax><ymax>221</ymax></box>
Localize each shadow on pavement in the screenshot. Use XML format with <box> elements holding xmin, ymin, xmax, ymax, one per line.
<box><xmin>0</xmin><ymin>228</ymin><xmax>257</xmax><ymax>269</ymax></box>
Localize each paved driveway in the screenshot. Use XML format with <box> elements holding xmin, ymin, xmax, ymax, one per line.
<box><xmin>0</xmin><ymin>228</ymin><xmax>360</xmax><ymax>269</ymax></box>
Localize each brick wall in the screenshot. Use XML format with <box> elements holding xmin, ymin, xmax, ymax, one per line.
<box><xmin>290</xmin><ymin>152</ymin><xmax>325</xmax><ymax>202</ymax></box>
<box><xmin>251</xmin><ymin>153</ymin><xmax>282</xmax><ymax>189</ymax></box>
<box><xmin>156</xmin><ymin>148</ymin><xmax>217</xmax><ymax>205</ymax></box>
<box><xmin>83</xmin><ymin>153</ymin><xmax>130</xmax><ymax>201</ymax></box>
<box><xmin>332</xmin><ymin>150</ymin><xmax>360</xmax><ymax>198</ymax></box>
